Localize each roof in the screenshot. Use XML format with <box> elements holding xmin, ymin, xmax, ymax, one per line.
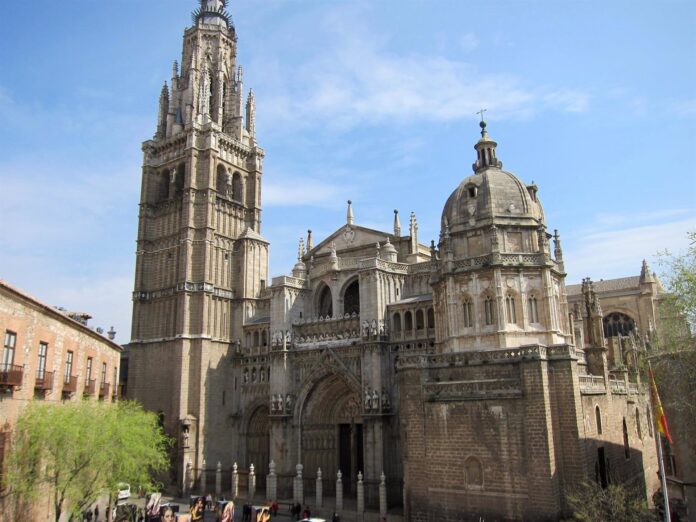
<box><xmin>388</xmin><ymin>294</ymin><xmax>433</xmax><ymax>306</ymax></box>
<box><xmin>566</xmin><ymin>276</ymin><xmax>641</xmax><ymax>296</ymax></box>
<box><xmin>0</xmin><ymin>279</ymin><xmax>122</xmax><ymax>351</ymax></box>
<box><xmin>238</xmin><ymin>227</ymin><xmax>269</xmax><ymax>244</ymax></box>
<box><xmin>245</xmin><ymin>315</ymin><xmax>270</xmax><ymax>325</ymax></box>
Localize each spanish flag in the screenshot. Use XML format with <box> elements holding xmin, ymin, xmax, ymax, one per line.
<box><xmin>649</xmin><ymin>366</ymin><xmax>673</xmax><ymax>444</ymax></box>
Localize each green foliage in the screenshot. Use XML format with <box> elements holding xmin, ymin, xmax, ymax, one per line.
<box><xmin>657</xmin><ymin>230</ymin><xmax>696</xmax><ymax>336</ymax></box>
<box><xmin>2</xmin><ymin>400</ymin><xmax>170</xmax><ymax>521</ymax></box>
<box><xmin>566</xmin><ymin>481</ymin><xmax>657</xmax><ymax>522</ymax></box>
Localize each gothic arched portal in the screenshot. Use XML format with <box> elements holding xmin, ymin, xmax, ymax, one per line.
<box><xmin>301</xmin><ymin>373</ymin><xmax>362</xmax><ymax>496</ymax></box>
<box><xmin>247</xmin><ymin>406</ymin><xmax>269</xmax><ymax>488</ymax></box>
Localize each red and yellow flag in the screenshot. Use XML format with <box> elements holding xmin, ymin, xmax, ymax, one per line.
<box><xmin>649</xmin><ymin>366</ymin><xmax>673</xmax><ymax>444</ymax></box>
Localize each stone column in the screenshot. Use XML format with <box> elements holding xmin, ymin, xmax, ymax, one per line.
<box><xmin>200</xmin><ymin>460</ymin><xmax>207</xmax><ymax>494</ymax></box>
<box><xmin>293</xmin><ymin>463</ymin><xmax>304</xmax><ymax>504</ymax></box>
<box><xmin>336</xmin><ymin>470</ymin><xmax>343</xmax><ymax>511</ymax></box>
<box><xmin>248</xmin><ymin>464</ymin><xmax>256</xmax><ymax>501</ymax></box>
<box><xmin>379</xmin><ymin>471</ymin><xmax>387</xmax><ymax>517</ymax></box>
<box><xmin>357</xmin><ymin>471</ymin><xmax>364</xmax><ymax>514</ymax></box>
<box><xmin>231</xmin><ymin>462</ymin><xmax>239</xmax><ymax>499</ymax></box>
<box><xmin>316</xmin><ymin>468</ymin><xmax>323</xmax><ymax>507</ymax></box>
<box><xmin>215</xmin><ymin>461</ymin><xmax>222</xmax><ymax>497</ymax></box>
<box><xmin>267</xmin><ymin>460</ymin><xmax>277</xmax><ymax>501</ymax></box>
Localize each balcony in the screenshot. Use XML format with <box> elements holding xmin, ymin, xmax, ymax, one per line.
<box><xmin>0</xmin><ymin>364</ymin><xmax>24</xmax><ymax>387</ymax></box>
<box><xmin>84</xmin><ymin>379</ymin><xmax>96</xmax><ymax>396</ymax></box>
<box><xmin>34</xmin><ymin>370</ymin><xmax>54</xmax><ymax>391</ymax></box>
<box><xmin>62</xmin><ymin>375</ymin><xmax>78</xmax><ymax>394</ymax></box>
<box><xmin>99</xmin><ymin>382</ymin><xmax>110</xmax><ymax>398</ymax></box>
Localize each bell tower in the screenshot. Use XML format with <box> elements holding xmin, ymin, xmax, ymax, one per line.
<box><xmin>128</xmin><ymin>0</ymin><xmax>268</xmax><ymax>482</ymax></box>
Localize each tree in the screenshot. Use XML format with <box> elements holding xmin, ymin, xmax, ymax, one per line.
<box><xmin>652</xmin><ymin>231</ymin><xmax>696</xmax><ymax>464</ymax></box>
<box><xmin>565</xmin><ymin>481</ymin><xmax>657</xmax><ymax>522</ymax></box>
<box><xmin>2</xmin><ymin>400</ymin><xmax>170</xmax><ymax>522</ymax></box>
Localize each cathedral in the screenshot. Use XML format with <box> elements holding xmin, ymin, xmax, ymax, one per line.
<box><xmin>126</xmin><ymin>2</ymin><xmax>662</xmax><ymax>520</ymax></box>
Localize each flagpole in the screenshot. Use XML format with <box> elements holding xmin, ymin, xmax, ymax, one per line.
<box><xmin>649</xmin><ymin>361</ymin><xmax>671</xmax><ymax>521</ymax></box>
<box><xmin>655</xmin><ymin>431</ymin><xmax>671</xmax><ymax>522</ymax></box>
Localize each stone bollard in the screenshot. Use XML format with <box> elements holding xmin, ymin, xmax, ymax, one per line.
<box><xmin>216</xmin><ymin>461</ymin><xmax>222</xmax><ymax>497</ymax></box>
<box><xmin>293</xmin><ymin>463</ymin><xmax>304</xmax><ymax>504</ymax></box>
<box><xmin>248</xmin><ymin>463</ymin><xmax>256</xmax><ymax>501</ymax></box>
<box><xmin>200</xmin><ymin>460</ymin><xmax>207</xmax><ymax>495</ymax></box>
<box><xmin>379</xmin><ymin>471</ymin><xmax>387</xmax><ymax>517</ymax></box>
<box><xmin>267</xmin><ymin>460</ymin><xmax>277</xmax><ymax>501</ymax></box>
<box><xmin>316</xmin><ymin>468</ymin><xmax>323</xmax><ymax>507</ymax></box>
<box><xmin>357</xmin><ymin>471</ymin><xmax>364</xmax><ymax>514</ymax></box>
<box><xmin>336</xmin><ymin>469</ymin><xmax>343</xmax><ymax>511</ymax></box>
<box><xmin>231</xmin><ymin>462</ymin><xmax>239</xmax><ymax>499</ymax></box>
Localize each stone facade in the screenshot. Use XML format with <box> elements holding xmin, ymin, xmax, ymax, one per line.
<box><xmin>126</xmin><ymin>2</ymin><xmax>662</xmax><ymax>520</ymax></box>
<box><xmin>0</xmin><ymin>279</ymin><xmax>122</xmax><ymax>519</ymax></box>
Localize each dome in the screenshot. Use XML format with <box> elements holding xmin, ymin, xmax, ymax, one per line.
<box><xmin>441</xmin><ymin>124</ymin><xmax>544</xmax><ymax>235</ymax></box>
<box><xmin>441</xmin><ymin>167</ymin><xmax>544</xmax><ymax>234</ymax></box>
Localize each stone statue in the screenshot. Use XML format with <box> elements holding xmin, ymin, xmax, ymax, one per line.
<box><xmin>364</xmin><ymin>388</ymin><xmax>371</xmax><ymax>410</ymax></box>
<box><xmin>170</xmin><ymin>168</ymin><xmax>177</xmax><ymax>184</ymax></box>
<box><xmin>285</xmin><ymin>394</ymin><xmax>293</xmax><ymax>413</ymax></box>
<box><xmin>381</xmin><ymin>389</ymin><xmax>390</xmax><ymax>410</ymax></box>
<box><xmin>371</xmin><ymin>389</ymin><xmax>380</xmax><ymax>411</ymax></box>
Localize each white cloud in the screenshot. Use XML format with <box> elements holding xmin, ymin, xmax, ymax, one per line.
<box><xmin>563</xmin><ymin>216</ymin><xmax>696</xmax><ymax>283</ymax></box>
<box><xmin>253</xmin><ymin>7</ymin><xmax>591</xmax><ymax>132</ymax></box>
<box><xmin>264</xmin><ymin>177</ymin><xmax>353</xmax><ymax>208</ymax></box>
<box><xmin>460</xmin><ymin>33</ymin><xmax>480</xmax><ymax>52</ymax></box>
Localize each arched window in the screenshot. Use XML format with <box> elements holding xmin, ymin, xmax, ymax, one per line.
<box><xmin>465</xmin><ymin>457</ymin><xmax>483</xmax><ymax>488</ymax></box>
<box><xmin>405</xmin><ymin>311</ymin><xmax>413</xmax><ymax>332</ymax></box>
<box><xmin>603</xmin><ymin>312</ymin><xmax>636</xmax><ymax>338</ymax></box>
<box><xmin>528</xmin><ymin>295</ymin><xmax>539</xmax><ymax>323</ymax></box>
<box><xmin>416</xmin><ymin>310</ymin><xmax>425</xmax><ymax>331</ymax></box>
<box><xmin>261</xmin><ymin>330</ymin><xmax>267</xmax><ymax>347</ymax></box>
<box><xmin>245</xmin><ymin>332</ymin><xmax>251</xmax><ymax>348</ymax></box>
<box><xmin>393</xmin><ymin>313</ymin><xmax>402</xmax><ymax>333</ymax></box>
<box><xmin>484</xmin><ymin>296</ymin><xmax>495</xmax><ymax>326</ymax></box>
<box><xmin>595</xmin><ymin>406</ymin><xmax>603</xmax><ymax>435</ymax></box>
<box><xmin>216</xmin><ymin>164</ymin><xmax>231</xmax><ymax>197</ymax></box>
<box><xmin>222</xmin><ymin>81</ymin><xmax>228</xmax><ymax>119</ymax></box>
<box><xmin>623</xmin><ymin>418</ymin><xmax>630</xmax><ymax>459</ymax></box>
<box><xmin>253</xmin><ymin>331</ymin><xmax>259</xmax><ymax>347</ymax></box>
<box><xmin>318</xmin><ymin>285</ymin><xmax>333</xmax><ymax>318</ymax></box>
<box><xmin>343</xmin><ymin>279</ymin><xmax>360</xmax><ymax>315</ymax></box>
<box><xmin>232</xmin><ymin>172</ymin><xmax>243</xmax><ymax>203</ymax></box>
<box><xmin>463</xmin><ymin>299</ymin><xmax>473</xmax><ymax>328</ymax></box>
<box><xmin>506</xmin><ymin>294</ymin><xmax>516</xmax><ymax>324</ymax></box>
<box><xmin>427</xmin><ymin>308</ymin><xmax>435</xmax><ymax>329</ymax></box>
<box><xmin>635</xmin><ymin>407</ymin><xmax>642</xmax><ymax>440</ymax></box>
<box><xmin>159</xmin><ymin>170</ymin><xmax>170</xmax><ymax>200</ymax></box>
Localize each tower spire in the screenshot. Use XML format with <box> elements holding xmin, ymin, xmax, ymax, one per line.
<box><xmin>246</xmin><ymin>88</ymin><xmax>256</xmax><ymax>139</ymax></box>
<box><xmin>393</xmin><ymin>209</ymin><xmax>401</xmax><ymax>236</ymax></box>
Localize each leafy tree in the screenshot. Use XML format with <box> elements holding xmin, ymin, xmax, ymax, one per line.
<box><xmin>565</xmin><ymin>481</ymin><xmax>657</xmax><ymax>522</ymax></box>
<box><xmin>2</xmin><ymin>400</ymin><xmax>170</xmax><ymax>522</ymax></box>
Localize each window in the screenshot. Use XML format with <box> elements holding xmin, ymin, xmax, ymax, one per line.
<box><xmin>343</xmin><ymin>280</ymin><xmax>360</xmax><ymax>316</ymax></box>
<box><xmin>595</xmin><ymin>406</ymin><xmax>603</xmax><ymax>435</ymax></box>
<box><xmin>603</xmin><ymin>312</ymin><xmax>636</xmax><ymax>338</ymax></box>
<box><xmin>405</xmin><ymin>311</ymin><xmax>413</xmax><ymax>331</ymax></box>
<box><xmin>528</xmin><ymin>295</ymin><xmax>539</xmax><ymax>323</ymax></box>
<box><xmin>37</xmin><ymin>342</ymin><xmax>48</xmax><ymax>379</ymax></box>
<box><xmin>86</xmin><ymin>357</ymin><xmax>93</xmax><ymax>382</ymax></box>
<box><xmin>484</xmin><ymin>296</ymin><xmax>495</xmax><ymax>326</ymax></box>
<box><xmin>636</xmin><ymin>408</ymin><xmax>642</xmax><ymax>440</ymax></box>
<box><xmin>506</xmin><ymin>294</ymin><xmax>516</xmax><ymax>324</ymax></box>
<box><xmin>463</xmin><ymin>299</ymin><xmax>473</xmax><ymax>328</ymax></box>
<box><xmin>2</xmin><ymin>331</ymin><xmax>16</xmax><ymax>370</ymax></box>
<box><xmin>64</xmin><ymin>351</ymin><xmax>74</xmax><ymax>383</ymax></box>
<box><xmin>427</xmin><ymin>308</ymin><xmax>435</xmax><ymax>329</ymax></box>
<box><xmin>101</xmin><ymin>362</ymin><xmax>107</xmax><ymax>386</ymax></box>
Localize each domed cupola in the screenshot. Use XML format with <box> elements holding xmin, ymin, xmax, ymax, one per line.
<box><xmin>440</xmin><ymin>121</ymin><xmax>548</xmax><ymax>258</ymax></box>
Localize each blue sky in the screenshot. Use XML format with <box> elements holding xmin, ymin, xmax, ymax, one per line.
<box><xmin>0</xmin><ymin>0</ymin><xmax>694</xmax><ymax>343</ymax></box>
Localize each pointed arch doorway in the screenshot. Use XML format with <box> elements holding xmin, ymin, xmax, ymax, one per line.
<box><xmin>301</xmin><ymin>373</ymin><xmax>363</xmax><ymax>496</ymax></box>
<box><xmin>247</xmin><ymin>405</ymin><xmax>269</xmax><ymax>489</ymax></box>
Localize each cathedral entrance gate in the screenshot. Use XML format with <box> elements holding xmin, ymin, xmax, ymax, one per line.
<box><xmin>247</xmin><ymin>406</ymin><xmax>270</xmax><ymax>489</ymax></box>
<box><xmin>300</xmin><ymin>373</ymin><xmax>363</xmax><ymax>496</ymax></box>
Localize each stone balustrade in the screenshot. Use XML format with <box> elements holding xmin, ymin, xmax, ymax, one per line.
<box><xmin>579</xmin><ymin>374</ymin><xmax>606</xmax><ymax>394</ymax></box>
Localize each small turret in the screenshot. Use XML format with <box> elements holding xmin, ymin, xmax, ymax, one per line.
<box><xmin>246</xmin><ymin>88</ymin><xmax>256</xmax><ymax>139</ymax></box>
<box><xmin>393</xmin><ymin>209</ymin><xmax>401</xmax><ymax>236</ymax></box>
<box><xmin>306</xmin><ymin>230</ymin><xmax>314</xmax><ymax>252</ymax></box>
<box><xmin>640</xmin><ymin>259</ymin><xmax>655</xmax><ymax>284</ymax></box>
<box><xmin>156</xmin><ymin>82</ymin><xmax>169</xmax><ymax>140</ymax></box>
<box><xmin>292</xmin><ymin>238</ymin><xmax>307</xmax><ymax>278</ymax></box>
<box><xmin>409</xmin><ymin>212</ymin><xmax>418</xmax><ymax>255</ymax></box>
<box><xmin>347</xmin><ymin>200</ymin><xmax>354</xmax><ymax>225</ymax></box>
<box><xmin>382</xmin><ymin>237</ymin><xmax>398</xmax><ymax>263</ymax></box>
<box><xmin>472</xmin><ymin>119</ymin><xmax>503</xmax><ymax>173</ymax></box>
